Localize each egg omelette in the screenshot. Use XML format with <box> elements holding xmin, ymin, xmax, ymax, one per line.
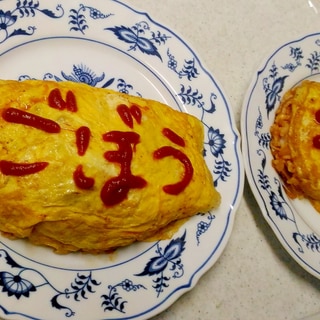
<box><xmin>270</xmin><ymin>80</ymin><xmax>320</xmax><ymax>212</ymax></box>
<box><xmin>0</xmin><ymin>79</ymin><xmax>220</xmax><ymax>254</ymax></box>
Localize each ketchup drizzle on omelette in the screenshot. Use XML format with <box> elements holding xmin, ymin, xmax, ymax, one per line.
<box><xmin>313</xmin><ymin>110</ymin><xmax>320</xmax><ymax>149</ymax></box>
<box><xmin>0</xmin><ymin>160</ymin><xmax>48</xmax><ymax>176</ymax></box>
<box><xmin>73</xmin><ymin>165</ymin><xmax>95</xmax><ymax>189</ymax></box>
<box><xmin>162</xmin><ymin>128</ymin><xmax>185</xmax><ymax>147</ymax></box>
<box><xmin>2</xmin><ymin>108</ymin><xmax>61</xmax><ymax>133</ymax></box>
<box><xmin>116</xmin><ymin>104</ymin><xmax>142</xmax><ymax>129</ymax></box>
<box><xmin>76</xmin><ymin>126</ymin><xmax>91</xmax><ymax>156</ymax></box>
<box><xmin>153</xmin><ymin>146</ymin><xmax>193</xmax><ymax>195</ymax></box>
<box><xmin>48</xmin><ymin>88</ymin><xmax>78</xmax><ymax>112</ymax></box>
<box><xmin>0</xmin><ymin>90</ymin><xmax>194</xmax><ymax>206</ymax></box>
<box><xmin>101</xmin><ymin>131</ymin><xmax>147</xmax><ymax>206</ymax></box>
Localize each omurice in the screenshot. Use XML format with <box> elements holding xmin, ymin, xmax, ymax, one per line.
<box><xmin>0</xmin><ymin>79</ymin><xmax>220</xmax><ymax>254</ymax></box>
<box><xmin>271</xmin><ymin>80</ymin><xmax>320</xmax><ymax>212</ymax></box>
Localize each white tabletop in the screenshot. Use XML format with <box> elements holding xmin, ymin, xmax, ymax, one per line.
<box><xmin>125</xmin><ymin>1</ymin><xmax>320</xmax><ymax>320</ymax></box>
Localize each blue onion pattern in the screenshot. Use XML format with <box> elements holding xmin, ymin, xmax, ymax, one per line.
<box><xmin>256</xmin><ymin>150</ymin><xmax>292</xmax><ymax>222</ymax></box>
<box><xmin>101</xmin><ymin>279</ymin><xmax>146</xmax><ymax>314</ymax></box>
<box><xmin>0</xmin><ymin>1</ymin><xmax>114</xmax><ymax>41</ymax></box>
<box><xmin>196</xmin><ymin>212</ymin><xmax>215</xmax><ymax>244</ymax></box>
<box><xmin>116</xmin><ymin>78</ymin><xmax>134</xmax><ymax>94</ymax></box>
<box><xmin>204</xmin><ymin>127</ymin><xmax>231</xmax><ymax>187</ymax></box>
<box><xmin>263</xmin><ymin>63</ymin><xmax>288</xmax><ymax>117</ymax></box>
<box><xmin>60</xmin><ymin>64</ymin><xmax>106</xmax><ymax>86</ymax></box>
<box><xmin>178</xmin><ymin>85</ymin><xmax>204</xmax><ymax>108</ymax></box>
<box><xmin>167</xmin><ymin>49</ymin><xmax>199</xmax><ymax>80</ymax></box>
<box><xmin>282</xmin><ymin>47</ymin><xmax>303</xmax><ymax>72</ymax></box>
<box><xmin>254</xmin><ymin>108</ymin><xmax>271</xmax><ymax>149</ymax></box>
<box><xmin>177</xmin><ymin>80</ymin><xmax>231</xmax><ymax>191</ymax></box>
<box><xmin>0</xmin><ymin>10</ymin><xmax>18</xmax><ymax>43</ymax></box>
<box><xmin>306</xmin><ymin>50</ymin><xmax>320</xmax><ymax>74</ymax></box>
<box><xmin>207</xmin><ymin>127</ymin><xmax>226</xmax><ymax>158</ymax></box>
<box><xmin>293</xmin><ymin>234</ymin><xmax>320</xmax><ymax>253</ymax></box>
<box><xmin>69</xmin><ymin>4</ymin><xmax>113</xmax><ymax>34</ymax></box>
<box><xmin>0</xmin><ymin>249</ymin><xmax>100</xmax><ymax>318</ymax></box>
<box><xmin>136</xmin><ymin>232</ymin><xmax>186</xmax><ymax>297</ymax></box>
<box><xmin>0</xmin><ymin>271</ymin><xmax>36</xmax><ymax>299</ymax></box>
<box><xmin>0</xmin><ymin>1</ymin><xmax>64</xmax><ymax>44</ymax></box>
<box><xmin>269</xmin><ymin>191</ymin><xmax>288</xmax><ymax>220</ymax></box>
<box><xmin>17</xmin><ymin>64</ymin><xmax>139</xmax><ymax>95</ymax></box>
<box><xmin>106</xmin><ymin>21</ymin><xmax>170</xmax><ymax>60</ymax></box>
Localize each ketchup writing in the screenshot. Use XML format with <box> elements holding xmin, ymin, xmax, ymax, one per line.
<box><xmin>101</xmin><ymin>131</ymin><xmax>147</xmax><ymax>206</ymax></box>
<box><xmin>2</xmin><ymin>108</ymin><xmax>61</xmax><ymax>133</ymax></box>
<box><xmin>73</xmin><ymin>165</ymin><xmax>95</xmax><ymax>189</ymax></box>
<box><xmin>154</xmin><ymin>146</ymin><xmax>193</xmax><ymax>194</ymax></box>
<box><xmin>117</xmin><ymin>104</ymin><xmax>142</xmax><ymax>128</ymax></box>
<box><xmin>48</xmin><ymin>88</ymin><xmax>77</xmax><ymax>112</ymax></box>
<box><xmin>313</xmin><ymin>110</ymin><xmax>320</xmax><ymax>149</ymax></box>
<box><xmin>0</xmin><ymin>160</ymin><xmax>48</xmax><ymax>176</ymax></box>
<box><xmin>76</xmin><ymin>126</ymin><xmax>91</xmax><ymax>156</ymax></box>
<box><xmin>154</xmin><ymin>129</ymin><xmax>193</xmax><ymax>194</ymax></box>
<box><xmin>313</xmin><ymin>135</ymin><xmax>320</xmax><ymax>149</ymax></box>
<box><xmin>162</xmin><ymin>128</ymin><xmax>185</xmax><ymax>147</ymax></box>
<box><xmin>1</xmin><ymin>91</ymin><xmax>194</xmax><ymax>206</ymax></box>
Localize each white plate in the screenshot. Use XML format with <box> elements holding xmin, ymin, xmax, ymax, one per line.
<box><xmin>242</xmin><ymin>32</ymin><xmax>320</xmax><ymax>280</ymax></box>
<box><xmin>0</xmin><ymin>1</ymin><xmax>243</xmax><ymax>319</ymax></box>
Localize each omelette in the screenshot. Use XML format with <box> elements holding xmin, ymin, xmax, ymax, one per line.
<box><xmin>0</xmin><ymin>79</ymin><xmax>220</xmax><ymax>254</ymax></box>
<box><xmin>270</xmin><ymin>80</ymin><xmax>320</xmax><ymax>212</ymax></box>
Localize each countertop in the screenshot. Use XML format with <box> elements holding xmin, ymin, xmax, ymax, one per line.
<box><xmin>125</xmin><ymin>1</ymin><xmax>320</xmax><ymax>320</ymax></box>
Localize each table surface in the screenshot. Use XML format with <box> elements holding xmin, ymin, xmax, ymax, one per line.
<box><xmin>125</xmin><ymin>1</ymin><xmax>320</xmax><ymax>320</ymax></box>
<box><xmin>1</xmin><ymin>1</ymin><xmax>320</xmax><ymax>320</ymax></box>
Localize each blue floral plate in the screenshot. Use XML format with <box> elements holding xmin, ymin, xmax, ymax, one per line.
<box><xmin>0</xmin><ymin>1</ymin><xmax>243</xmax><ymax>319</ymax></box>
<box><xmin>242</xmin><ymin>32</ymin><xmax>320</xmax><ymax>280</ymax></box>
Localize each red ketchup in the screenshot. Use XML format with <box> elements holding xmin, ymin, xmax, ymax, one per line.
<box><xmin>314</xmin><ymin>110</ymin><xmax>320</xmax><ymax>149</ymax></box>
<box><xmin>48</xmin><ymin>88</ymin><xmax>77</xmax><ymax>112</ymax></box>
<box><xmin>313</xmin><ymin>135</ymin><xmax>320</xmax><ymax>149</ymax></box>
<box><xmin>116</xmin><ymin>104</ymin><xmax>142</xmax><ymax>128</ymax></box>
<box><xmin>2</xmin><ymin>108</ymin><xmax>61</xmax><ymax>133</ymax></box>
<box><xmin>162</xmin><ymin>128</ymin><xmax>185</xmax><ymax>147</ymax></box>
<box><xmin>0</xmin><ymin>160</ymin><xmax>48</xmax><ymax>176</ymax></box>
<box><xmin>129</xmin><ymin>104</ymin><xmax>142</xmax><ymax>124</ymax></box>
<box><xmin>1</xmin><ymin>93</ymin><xmax>194</xmax><ymax>206</ymax></box>
<box><xmin>153</xmin><ymin>146</ymin><xmax>193</xmax><ymax>195</ymax></box>
<box><xmin>73</xmin><ymin>165</ymin><xmax>95</xmax><ymax>189</ymax></box>
<box><xmin>76</xmin><ymin>126</ymin><xmax>91</xmax><ymax>156</ymax></box>
<box><xmin>101</xmin><ymin>131</ymin><xmax>147</xmax><ymax>206</ymax></box>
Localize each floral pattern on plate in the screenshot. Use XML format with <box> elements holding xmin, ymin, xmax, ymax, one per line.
<box><xmin>0</xmin><ymin>1</ymin><xmax>243</xmax><ymax>319</ymax></box>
